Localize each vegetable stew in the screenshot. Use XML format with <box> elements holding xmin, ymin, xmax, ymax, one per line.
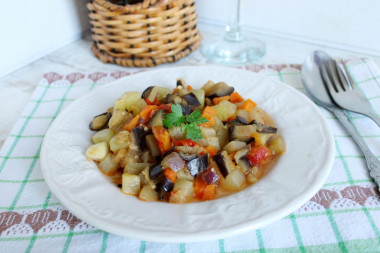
<box><xmin>85</xmin><ymin>79</ymin><xmax>285</xmax><ymax>203</ymax></box>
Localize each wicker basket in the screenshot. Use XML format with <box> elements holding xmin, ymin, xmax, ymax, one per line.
<box><xmin>87</xmin><ymin>0</ymin><xmax>201</xmax><ymax>67</ymax></box>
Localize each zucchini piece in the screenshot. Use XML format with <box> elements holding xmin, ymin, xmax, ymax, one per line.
<box><xmin>201</xmin><ymin>80</ymin><xmax>216</xmax><ymax>96</ymax></box>
<box><xmin>109</xmin><ymin>131</ymin><xmax>130</xmax><ymax>152</ymax></box>
<box><xmin>200</xmin><ymin>127</ymin><xmax>216</xmax><ymax>138</ymax></box>
<box><xmin>131</xmin><ymin>98</ymin><xmax>147</xmax><ymax>115</ymax></box>
<box><xmin>121</xmin><ymin>92</ymin><xmax>142</xmax><ymax>112</ymax></box>
<box><xmin>212</xmin><ymin>100</ymin><xmax>237</xmax><ymax>121</ymax></box>
<box><xmin>268</xmin><ymin>136</ymin><xmax>286</xmax><ymax>154</ymax></box>
<box><xmin>92</xmin><ymin>128</ymin><xmax>115</xmax><ymax>145</ymax></box>
<box><xmin>221</xmin><ymin>168</ymin><xmax>245</xmax><ymax>191</ymax></box>
<box><xmin>222</xmin><ymin>141</ymin><xmax>247</xmax><ymax>154</ymax></box>
<box><xmin>168</xmin><ymin>126</ymin><xmax>186</xmax><ymax>139</ymax></box>
<box><xmin>228</xmin><ymin>125</ymin><xmax>256</xmax><ymax>142</ymax></box>
<box><xmin>122</xmin><ymin>173</ymin><xmax>141</xmax><ymax>195</ymax></box>
<box><xmin>147</xmin><ymin>109</ymin><xmax>166</xmax><ymax>127</ymax></box>
<box><xmin>98</xmin><ymin>153</ymin><xmax>119</xmax><ymax>176</ymax></box>
<box><xmin>207</xmin><ymin>82</ymin><xmax>234</xmax><ymax>99</ymax></box>
<box><xmin>139</xmin><ymin>185</ymin><xmax>158</xmax><ymax>201</ymax></box>
<box><xmin>169</xmin><ymin>179</ymin><xmax>194</xmax><ymax>203</ymax></box>
<box><xmin>85</xmin><ymin>142</ymin><xmax>108</xmax><ymax>161</ymax></box>
<box><xmin>124</xmin><ymin>163</ymin><xmax>152</xmax><ymax>175</ymax></box>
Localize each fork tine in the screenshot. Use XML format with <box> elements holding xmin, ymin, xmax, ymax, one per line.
<box><xmin>320</xmin><ymin>61</ymin><xmax>338</xmax><ymax>94</ymax></box>
<box><xmin>342</xmin><ymin>64</ymin><xmax>358</xmax><ymax>90</ymax></box>
<box><xmin>333</xmin><ymin>60</ymin><xmax>349</xmax><ymax>91</ymax></box>
<box><xmin>327</xmin><ymin>60</ymin><xmax>345</xmax><ymax>92</ymax></box>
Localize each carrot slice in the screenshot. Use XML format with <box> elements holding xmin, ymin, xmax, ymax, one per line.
<box><xmin>212</xmin><ymin>95</ymin><xmax>230</xmax><ymax>105</ymax></box>
<box><xmin>163</xmin><ymin>168</ymin><xmax>177</xmax><ymax>183</ymax></box>
<box><xmin>187</xmin><ymin>85</ymin><xmax>193</xmax><ymax>91</ymax></box>
<box><xmin>230</xmin><ymin>92</ymin><xmax>244</xmax><ymax>103</ymax></box>
<box><xmin>193</xmin><ymin>177</ymin><xmax>207</xmax><ymax>199</ymax></box>
<box><xmin>202</xmin><ymin>184</ymin><xmax>216</xmax><ymax>200</ymax></box>
<box><xmin>152</xmin><ymin>126</ymin><xmax>173</xmax><ymax>154</ymax></box>
<box><xmin>123</xmin><ymin>115</ymin><xmax>140</xmax><ymax>131</ymax></box>
<box><xmin>201</xmin><ymin>106</ymin><xmax>217</xmax><ymax>126</ymax></box>
<box><xmin>205</xmin><ymin>145</ymin><xmax>218</xmax><ymax>157</ymax></box>
<box><xmin>238</xmin><ymin>99</ymin><xmax>257</xmax><ymax>111</ymax></box>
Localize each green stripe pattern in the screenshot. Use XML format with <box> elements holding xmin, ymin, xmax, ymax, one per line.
<box><xmin>0</xmin><ymin>63</ymin><xmax>379</xmax><ymax>252</ymax></box>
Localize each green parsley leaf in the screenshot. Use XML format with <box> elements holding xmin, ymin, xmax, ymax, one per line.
<box><xmin>171</xmin><ymin>104</ymin><xmax>183</xmax><ymax>116</ymax></box>
<box><xmin>186</xmin><ymin>110</ymin><xmax>209</xmax><ymax>125</ymax></box>
<box><xmin>184</xmin><ymin>122</ymin><xmax>203</xmax><ymax>141</ymax></box>
<box><xmin>163</xmin><ymin>104</ymin><xmax>209</xmax><ymax>141</ymax></box>
<box><xmin>163</xmin><ymin>104</ymin><xmax>185</xmax><ymax>128</ymax></box>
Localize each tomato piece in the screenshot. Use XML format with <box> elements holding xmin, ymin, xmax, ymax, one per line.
<box><xmin>175</xmin><ymin>139</ymin><xmax>200</xmax><ymax>147</ymax></box>
<box><xmin>247</xmin><ymin>145</ymin><xmax>272</xmax><ymax>166</ymax></box>
<box><xmin>145</xmin><ymin>97</ymin><xmax>160</xmax><ymax>105</ymax></box>
<box><xmin>157</xmin><ymin>104</ymin><xmax>172</xmax><ymax>112</ymax></box>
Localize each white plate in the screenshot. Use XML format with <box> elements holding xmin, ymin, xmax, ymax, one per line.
<box><xmin>40</xmin><ymin>66</ymin><xmax>334</xmax><ymax>243</ymax></box>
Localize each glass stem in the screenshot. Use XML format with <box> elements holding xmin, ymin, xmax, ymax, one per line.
<box><xmin>224</xmin><ymin>0</ymin><xmax>244</xmax><ymax>41</ymax></box>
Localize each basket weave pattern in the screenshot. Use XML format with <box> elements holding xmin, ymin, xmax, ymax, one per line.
<box><xmin>87</xmin><ymin>0</ymin><xmax>201</xmax><ymax>67</ymax></box>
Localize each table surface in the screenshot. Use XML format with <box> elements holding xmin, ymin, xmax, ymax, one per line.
<box><xmin>1</xmin><ymin>24</ymin><xmax>380</xmax><ymax>149</ymax></box>
<box><xmin>0</xmin><ymin>23</ymin><xmax>380</xmax><ymax>252</ymax></box>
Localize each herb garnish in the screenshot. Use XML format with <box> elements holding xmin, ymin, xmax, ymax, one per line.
<box><xmin>163</xmin><ymin>104</ymin><xmax>208</xmax><ymax>141</ymax></box>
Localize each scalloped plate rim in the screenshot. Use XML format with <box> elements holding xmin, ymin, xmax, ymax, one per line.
<box><xmin>40</xmin><ymin>66</ymin><xmax>335</xmax><ymax>243</ymax></box>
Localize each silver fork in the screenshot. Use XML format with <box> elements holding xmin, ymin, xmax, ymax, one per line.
<box><xmin>320</xmin><ymin>59</ymin><xmax>380</xmax><ymax>127</ymax></box>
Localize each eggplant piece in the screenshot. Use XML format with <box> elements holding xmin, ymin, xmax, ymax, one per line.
<box><xmin>187</xmin><ymin>154</ymin><xmax>209</xmax><ymax>176</ymax></box>
<box><xmin>253</xmin><ymin>121</ymin><xmax>277</xmax><ymax>133</ymax></box>
<box><xmin>213</xmin><ymin>151</ymin><xmax>234</xmax><ymax>178</ymax></box>
<box><xmin>146</xmin><ymin>134</ymin><xmax>161</xmax><ymax>158</ymax></box>
<box><xmin>228</xmin><ymin>116</ymin><xmax>249</xmax><ymax>126</ymax></box>
<box><xmin>157</xmin><ymin>188</ymin><xmax>171</xmax><ymax>201</ymax></box>
<box><xmin>157</xmin><ymin>177</ymin><xmax>175</xmax><ymax>192</ymax></box>
<box><xmin>141</xmin><ymin>86</ymin><xmax>154</xmax><ymax>99</ymax></box>
<box><xmin>132</xmin><ymin>126</ymin><xmax>148</xmax><ymax>151</ymax></box>
<box><xmin>89</xmin><ymin>112</ymin><xmax>111</xmax><ymax>131</ymax></box>
<box><xmin>180</xmin><ymin>104</ymin><xmax>193</xmax><ymax>116</ymax></box>
<box><xmin>161</xmin><ymin>152</ymin><xmax>185</xmax><ymax>172</ymax></box>
<box><xmin>176</xmin><ymin>78</ymin><xmax>187</xmax><ymax>88</ymax></box>
<box><xmin>165</xmin><ymin>93</ymin><xmax>175</xmax><ymax>104</ymax></box>
<box><xmin>178</xmin><ymin>152</ymin><xmax>197</xmax><ymax>162</ymax></box>
<box><xmin>202</xmin><ymin>169</ymin><xmax>220</xmax><ymax>184</ymax></box>
<box><xmin>156</xmin><ymin>177</ymin><xmax>175</xmax><ymax>201</ymax></box>
<box><xmin>207</xmin><ymin>82</ymin><xmax>234</xmax><ymax>99</ymax></box>
<box><xmin>228</xmin><ymin>125</ymin><xmax>256</xmax><ymax>142</ymax></box>
<box><xmin>238</xmin><ymin>156</ymin><xmax>253</xmax><ymax>172</ymax></box>
<box><xmin>149</xmin><ymin>164</ymin><xmax>164</xmax><ymax>184</ymax></box>
<box><xmin>147</xmin><ymin>109</ymin><xmax>166</xmax><ymax>127</ymax></box>
<box><xmin>183</xmin><ymin>93</ymin><xmax>201</xmax><ymax>108</ymax></box>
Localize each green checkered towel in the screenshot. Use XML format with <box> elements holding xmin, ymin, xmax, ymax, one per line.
<box><xmin>0</xmin><ymin>60</ymin><xmax>379</xmax><ymax>253</ymax></box>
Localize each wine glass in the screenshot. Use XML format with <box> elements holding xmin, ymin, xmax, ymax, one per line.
<box><xmin>201</xmin><ymin>0</ymin><xmax>265</xmax><ymax>64</ymax></box>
